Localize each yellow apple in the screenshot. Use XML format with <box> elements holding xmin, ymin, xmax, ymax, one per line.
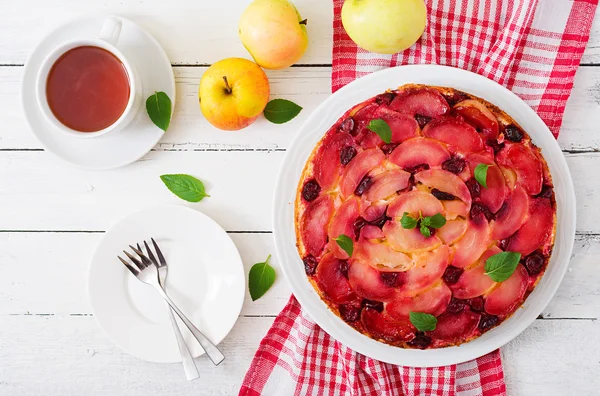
<box><xmin>239</xmin><ymin>0</ymin><xmax>308</xmax><ymax>70</ymax></box>
<box><xmin>198</xmin><ymin>58</ymin><xmax>270</xmax><ymax>131</ymax></box>
<box><xmin>341</xmin><ymin>0</ymin><xmax>427</xmax><ymax>54</ymax></box>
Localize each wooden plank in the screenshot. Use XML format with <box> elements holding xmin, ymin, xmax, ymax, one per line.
<box><xmin>2</xmin><ymin>65</ymin><xmax>600</xmax><ymax>152</ymax></box>
<box><xmin>0</xmin><ymin>315</ymin><xmax>597</xmax><ymax>395</ymax></box>
<box><xmin>0</xmin><ymin>150</ymin><xmax>598</xmax><ymax>233</ymax></box>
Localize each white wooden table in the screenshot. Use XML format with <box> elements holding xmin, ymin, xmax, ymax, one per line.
<box><xmin>1</xmin><ymin>2</ymin><xmax>599</xmax><ymax>395</ymax></box>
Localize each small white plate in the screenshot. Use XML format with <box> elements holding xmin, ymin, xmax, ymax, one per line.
<box><xmin>21</xmin><ymin>15</ymin><xmax>175</xmax><ymax>170</ymax></box>
<box><xmin>273</xmin><ymin>64</ymin><xmax>576</xmax><ymax>367</ymax></box>
<box><xmin>88</xmin><ymin>205</ymin><xmax>245</xmax><ymax>363</ymax></box>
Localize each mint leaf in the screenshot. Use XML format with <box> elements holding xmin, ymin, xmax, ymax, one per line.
<box><xmin>264</xmin><ymin>99</ymin><xmax>302</xmax><ymax>124</ymax></box>
<box><xmin>367</xmin><ymin>119</ymin><xmax>392</xmax><ymax>144</ymax></box>
<box><xmin>249</xmin><ymin>255</ymin><xmax>276</xmax><ymax>301</ymax></box>
<box><xmin>427</xmin><ymin>213</ymin><xmax>447</xmax><ymax>229</ymax></box>
<box><xmin>334</xmin><ymin>234</ymin><xmax>354</xmax><ymax>257</ymax></box>
<box><xmin>401</xmin><ymin>212</ymin><xmax>417</xmax><ymax>229</ymax></box>
<box><xmin>146</xmin><ymin>91</ymin><xmax>172</xmax><ymax>132</ymax></box>
<box><xmin>484</xmin><ymin>251</ymin><xmax>521</xmax><ymax>282</ymax></box>
<box><xmin>474</xmin><ymin>164</ymin><xmax>490</xmax><ymax>188</ymax></box>
<box><xmin>420</xmin><ymin>224</ymin><xmax>431</xmax><ymax>238</ymax></box>
<box><xmin>409</xmin><ymin>311</ymin><xmax>437</xmax><ymax>332</ymax></box>
<box><xmin>160</xmin><ymin>174</ymin><xmax>209</xmax><ymax>202</ymax></box>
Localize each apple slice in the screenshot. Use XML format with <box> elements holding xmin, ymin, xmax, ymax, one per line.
<box><xmin>313</xmin><ymin>131</ymin><xmax>354</xmax><ymax>190</ymax></box>
<box><xmin>451</xmin><ymin>218</ymin><xmax>491</xmax><ymax>268</ymax></box>
<box><xmin>327</xmin><ymin>198</ymin><xmax>360</xmax><ymax>259</ymax></box>
<box><xmin>340</xmin><ymin>148</ymin><xmax>386</xmax><ymax>197</ymax></box>
<box><xmin>362</xmin><ymin>203</ymin><xmax>387</xmax><ymax>222</ymax></box>
<box><xmin>387</xmin><ymin>282</ymin><xmax>452</xmax><ymax>320</ymax></box>
<box><xmin>387</xmin><ymin>190</ymin><xmax>445</xmax><ymax>219</ymax></box>
<box><xmin>450</xmin><ymin>246</ymin><xmax>500</xmax><ymax>299</ymax></box>
<box><xmin>442</xmin><ymin>200</ymin><xmax>469</xmax><ymax>220</ymax></box>
<box><xmin>401</xmin><ymin>245</ymin><xmax>450</xmax><ymax>293</ymax></box>
<box><xmin>454</xmin><ymin>99</ymin><xmax>499</xmax><ymax>140</ymax></box>
<box><xmin>347</xmin><ymin>260</ymin><xmax>399</xmax><ymax>301</ymax></box>
<box><xmin>362</xmin><ymin>308</ymin><xmax>415</xmax><ymax>342</ymax></box>
<box><xmin>354</xmin><ymin>238</ymin><xmax>413</xmax><ymax>272</ymax></box>
<box><xmin>315</xmin><ymin>253</ymin><xmax>357</xmax><ymax>304</ymax></box>
<box><xmin>301</xmin><ymin>195</ymin><xmax>335</xmax><ymax>257</ymax></box>
<box><xmin>467</xmin><ymin>154</ymin><xmax>507</xmax><ymax>213</ymax></box>
<box><xmin>362</xmin><ymin>225</ymin><xmax>385</xmax><ymax>239</ymax></box>
<box><xmin>430</xmin><ymin>310</ymin><xmax>481</xmax><ymax>343</ymax></box>
<box><xmin>415</xmin><ymin>169</ymin><xmax>472</xmax><ymax>206</ymax></box>
<box><xmin>389</xmin><ymin>137</ymin><xmax>451</xmax><ymax>169</ymax></box>
<box><xmin>364</xmin><ymin>168</ymin><xmax>411</xmax><ymax>202</ymax></box>
<box><xmin>422</xmin><ymin>117</ymin><xmax>483</xmax><ymax>153</ymax></box>
<box><xmin>506</xmin><ymin>198</ymin><xmax>554</xmax><ymax>256</ymax></box>
<box><xmin>496</xmin><ymin>143</ymin><xmax>543</xmax><ymax>195</ymax></box>
<box><xmin>437</xmin><ymin>218</ymin><xmax>467</xmax><ymax>245</ymax></box>
<box><xmin>383</xmin><ymin>220</ymin><xmax>442</xmax><ymax>253</ymax></box>
<box><xmin>490</xmin><ymin>186</ymin><xmax>530</xmax><ymax>240</ymax></box>
<box><xmin>389</xmin><ymin>87</ymin><xmax>450</xmax><ymax>117</ymax></box>
<box><xmin>373</xmin><ymin>106</ymin><xmax>421</xmax><ymax>143</ymax></box>
<box><xmin>484</xmin><ymin>264</ymin><xmax>528</xmax><ymax>316</ymax></box>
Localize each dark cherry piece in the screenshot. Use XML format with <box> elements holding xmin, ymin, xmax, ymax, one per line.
<box><xmin>504</xmin><ymin>125</ymin><xmax>523</xmax><ymax>142</ymax></box>
<box><xmin>375</xmin><ymin>92</ymin><xmax>396</xmax><ymax>105</ymax></box>
<box><xmin>446</xmin><ymin>298</ymin><xmax>466</xmax><ymax>314</ymax></box>
<box><xmin>443</xmin><ymin>91</ymin><xmax>469</xmax><ymax>106</ymax></box>
<box><xmin>478</xmin><ymin>314</ymin><xmax>499</xmax><ymax>332</ymax></box>
<box><xmin>404</xmin><ymin>163</ymin><xmax>430</xmax><ymax>174</ymax></box>
<box><xmin>339</xmin><ymin>117</ymin><xmax>355</xmax><ymax>133</ymax></box>
<box><xmin>443</xmin><ymin>266</ymin><xmax>463</xmax><ymax>285</ymax></box>
<box><xmin>431</xmin><ymin>188</ymin><xmax>456</xmax><ymax>201</ymax></box>
<box><xmin>369</xmin><ymin>211</ymin><xmax>389</xmax><ymax>229</ymax></box>
<box><xmin>537</xmin><ymin>185</ymin><xmax>554</xmax><ymax>199</ymax></box>
<box><xmin>468</xmin><ymin>296</ymin><xmax>485</xmax><ymax>312</ymax></box>
<box><xmin>442</xmin><ymin>157</ymin><xmax>466</xmax><ymax>174</ymax></box>
<box><xmin>487</xmin><ymin>139</ymin><xmax>505</xmax><ymax>154</ymax></box>
<box><xmin>340</xmin><ymin>146</ymin><xmax>357</xmax><ymax>165</ymax></box>
<box><xmin>302</xmin><ymin>179</ymin><xmax>321</xmax><ymax>202</ymax></box>
<box><xmin>470</xmin><ymin>203</ymin><xmax>495</xmax><ymax>221</ymax></box>
<box><xmin>354</xmin><ymin>175</ymin><xmax>373</xmax><ymax>196</ymax></box>
<box><xmin>409</xmin><ymin>332</ymin><xmax>432</xmax><ymax>349</ymax></box>
<box><xmin>353</xmin><ymin>216</ymin><xmax>367</xmax><ymax>241</ymax></box>
<box><xmin>303</xmin><ymin>255</ymin><xmax>318</xmax><ymax>275</ymax></box>
<box><xmin>466</xmin><ymin>179</ymin><xmax>481</xmax><ymax>199</ymax></box>
<box><xmin>339</xmin><ymin>303</ymin><xmax>361</xmax><ymax>322</ymax></box>
<box><xmin>415</xmin><ymin>114</ymin><xmax>432</xmax><ymax>128</ymax></box>
<box><xmin>339</xmin><ymin>261</ymin><xmax>349</xmax><ymax>279</ymax></box>
<box><xmin>380</xmin><ymin>272</ymin><xmax>400</xmax><ymax>287</ymax></box>
<box><xmin>498</xmin><ymin>238</ymin><xmax>510</xmax><ymax>251</ymax></box>
<box><xmin>362</xmin><ymin>299</ymin><xmax>384</xmax><ymax>313</ymax></box>
<box><xmin>524</xmin><ymin>251</ymin><xmax>546</xmax><ymax>276</ymax></box>
<box><xmin>381</xmin><ymin>143</ymin><xmax>399</xmax><ymax>155</ymax></box>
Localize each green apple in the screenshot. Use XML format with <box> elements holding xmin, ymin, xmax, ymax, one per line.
<box><xmin>341</xmin><ymin>0</ymin><xmax>427</xmax><ymax>54</ymax></box>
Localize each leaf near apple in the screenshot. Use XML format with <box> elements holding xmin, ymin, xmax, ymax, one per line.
<box><xmin>341</xmin><ymin>0</ymin><xmax>427</xmax><ymax>54</ymax></box>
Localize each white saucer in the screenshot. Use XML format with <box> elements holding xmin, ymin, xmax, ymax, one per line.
<box><xmin>21</xmin><ymin>15</ymin><xmax>175</xmax><ymax>170</ymax></box>
<box><xmin>88</xmin><ymin>205</ymin><xmax>245</xmax><ymax>363</ymax></box>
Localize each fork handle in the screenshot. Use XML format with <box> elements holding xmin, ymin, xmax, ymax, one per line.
<box><xmin>165</xmin><ymin>301</ymin><xmax>200</xmax><ymax>380</ymax></box>
<box><xmin>155</xmin><ymin>286</ymin><xmax>225</xmax><ymax>366</ymax></box>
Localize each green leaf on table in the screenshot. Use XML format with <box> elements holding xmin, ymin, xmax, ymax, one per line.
<box><xmin>367</xmin><ymin>119</ymin><xmax>392</xmax><ymax>144</ymax></box>
<box><xmin>249</xmin><ymin>255</ymin><xmax>276</xmax><ymax>301</ymax></box>
<box><xmin>427</xmin><ymin>213</ymin><xmax>447</xmax><ymax>229</ymax></box>
<box><xmin>160</xmin><ymin>174</ymin><xmax>209</xmax><ymax>202</ymax></box>
<box><xmin>409</xmin><ymin>311</ymin><xmax>437</xmax><ymax>332</ymax></box>
<box><xmin>334</xmin><ymin>234</ymin><xmax>354</xmax><ymax>257</ymax></box>
<box><xmin>474</xmin><ymin>164</ymin><xmax>490</xmax><ymax>188</ymax></box>
<box><xmin>146</xmin><ymin>91</ymin><xmax>172</xmax><ymax>132</ymax></box>
<box><xmin>400</xmin><ymin>212</ymin><xmax>418</xmax><ymax>229</ymax></box>
<box><xmin>484</xmin><ymin>251</ymin><xmax>522</xmax><ymax>282</ymax></box>
<box><xmin>263</xmin><ymin>99</ymin><xmax>303</xmax><ymax>124</ymax></box>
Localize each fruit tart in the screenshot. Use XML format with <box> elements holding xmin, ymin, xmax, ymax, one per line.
<box><xmin>295</xmin><ymin>84</ymin><xmax>556</xmax><ymax>349</ymax></box>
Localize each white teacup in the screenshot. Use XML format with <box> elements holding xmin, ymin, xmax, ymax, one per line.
<box><xmin>35</xmin><ymin>18</ymin><xmax>142</xmax><ymax>138</ymax></box>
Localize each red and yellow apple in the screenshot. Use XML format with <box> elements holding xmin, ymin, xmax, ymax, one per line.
<box><xmin>341</xmin><ymin>0</ymin><xmax>427</xmax><ymax>54</ymax></box>
<box><xmin>198</xmin><ymin>58</ymin><xmax>270</xmax><ymax>131</ymax></box>
<box><xmin>239</xmin><ymin>0</ymin><xmax>308</xmax><ymax>70</ymax></box>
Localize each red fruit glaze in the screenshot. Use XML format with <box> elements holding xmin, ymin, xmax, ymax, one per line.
<box><xmin>389</xmin><ymin>88</ymin><xmax>450</xmax><ymax>117</ymax></box>
<box><xmin>315</xmin><ymin>253</ymin><xmax>357</xmax><ymax>304</ymax></box>
<box><xmin>387</xmin><ymin>282</ymin><xmax>452</xmax><ymax>320</ymax></box>
<box><xmin>340</xmin><ymin>149</ymin><xmax>385</xmax><ymax>197</ymax></box>
<box><xmin>389</xmin><ymin>137</ymin><xmax>451</xmax><ymax>169</ymax></box>
<box><xmin>491</xmin><ymin>186</ymin><xmax>530</xmax><ymax>240</ymax></box>
<box><xmin>496</xmin><ymin>143</ymin><xmax>543</xmax><ymax>195</ymax></box>
<box><xmin>314</xmin><ymin>132</ymin><xmax>354</xmax><ymax>190</ymax></box>
<box><xmin>301</xmin><ymin>195</ymin><xmax>334</xmax><ymax>257</ymax></box>
<box><xmin>506</xmin><ymin>198</ymin><xmax>554</xmax><ymax>256</ymax></box>
<box><xmin>422</xmin><ymin>117</ymin><xmax>483</xmax><ymax>153</ymax></box>
<box><xmin>484</xmin><ymin>264</ymin><xmax>528</xmax><ymax>316</ymax></box>
<box><xmin>431</xmin><ymin>310</ymin><xmax>481</xmax><ymax>343</ymax></box>
<box><xmin>328</xmin><ymin>198</ymin><xmax>360</xmax><ymax>259</ymax></box>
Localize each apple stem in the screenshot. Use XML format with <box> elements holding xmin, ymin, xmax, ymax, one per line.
<box><xmin>299</xmin><ymin>19</ymin><xmax>307</xmax><ymax>25</ymax></box>
<box><xmin>223</xmin><ymin>76</ymin><xmax>232</xmax><ymax>94</ymax></box>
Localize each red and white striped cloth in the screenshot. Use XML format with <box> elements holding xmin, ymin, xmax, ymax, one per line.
<box><xmin>240</xmin><ymin>1</ymin><xmax>596</xmax><ymax>395</ymax></box>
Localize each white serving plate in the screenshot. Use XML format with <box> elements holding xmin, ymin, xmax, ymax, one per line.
<box><xmin>273</xmin><ymin>64</ymin><xmax>576</xmax><ymax>367</ymax></box>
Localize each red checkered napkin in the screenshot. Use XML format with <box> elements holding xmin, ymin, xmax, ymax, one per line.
<box><xmin>240</xmin><ymin>1</ymin><xmax>596</xmax><ymax>395</ymax></box>
<box><xmin>240</xmin><ymin>297</ymin><xmax>505</xmax><ymax>396</ymax></box>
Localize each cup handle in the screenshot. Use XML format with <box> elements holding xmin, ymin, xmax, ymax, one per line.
<box><xmin>99</xmin><ymin>17</ymin><xmax>122</xmax><ymax>46</ymax></box>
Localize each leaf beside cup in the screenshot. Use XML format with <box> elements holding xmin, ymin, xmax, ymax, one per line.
<box><xmin>146</xmin><ymin>91</ymin><xmax>172</xmax><ymax>132</ymax></box>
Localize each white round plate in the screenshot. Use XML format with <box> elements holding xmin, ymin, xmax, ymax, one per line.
<box><xmin>273</xmin><ymin>65</ymin><xmax>576</xmax><ymax>367</ymax></box>
<box><xmin>89</xmin><ymin>205</ymin><xmax>245</xmax><ymax>363</ymax></box>
<box><xmin>21</xmin><ymin>15</ymin><xmax>175</xmax><ymax>170</ymax></box>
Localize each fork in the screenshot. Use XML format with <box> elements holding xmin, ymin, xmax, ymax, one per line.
<box><xmin>137</xmin><ymin>241</ymin><xmax>200</xmax><ymax>380</ymax></box>
<box><xmin>119</xmin><ymin>240</ymin><xmax>225</xmax><ymax>366</ymax></box>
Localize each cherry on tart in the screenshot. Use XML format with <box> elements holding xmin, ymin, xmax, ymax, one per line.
<box><xmin>295</xmin><ymin>84</ymin><xmax>556</xmax><ymax>349</ymax></box>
